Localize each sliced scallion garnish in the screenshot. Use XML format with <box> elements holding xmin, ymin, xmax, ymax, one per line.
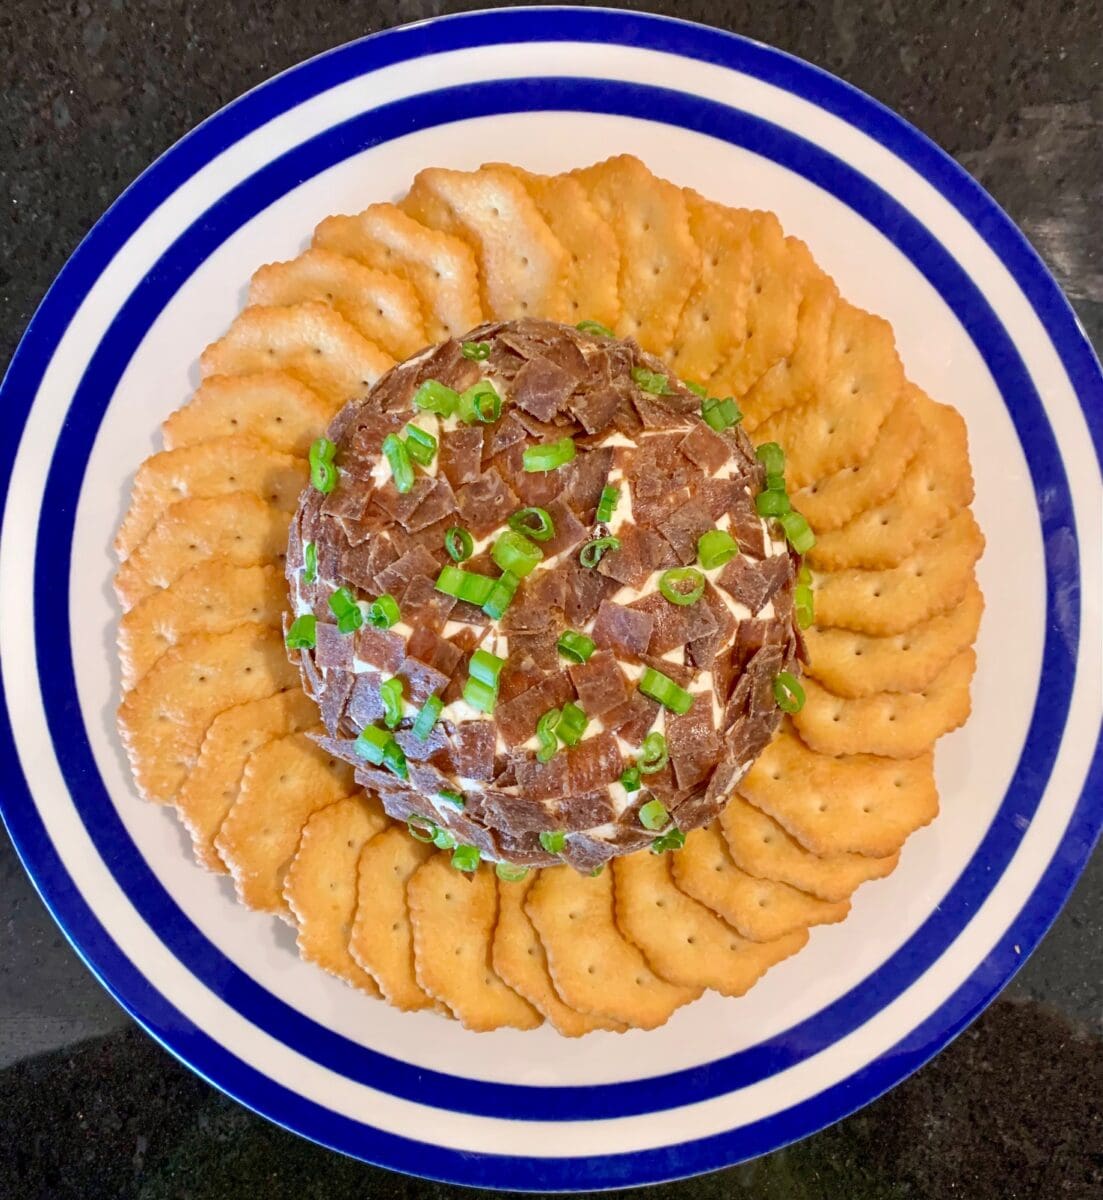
<box><xmin>539</xmin><ymin>830</ymin><xmax>567</xmax><ymax>855</ymax></box>
<box><xmin>701</xmin><ymin>396</ymin><xmax>742</xmax><ymax>431</ymax></box>
<box><xmin>308</xmin><ymin>437</ymin><xmax>337</xmax><ymax>494</ymax></box>
<box><xmin>794</xmin><ymin>583</ymin><xmax>815</xmax><ymax>630</ymax></box>
<box><xmin>535</xmin><ymin>708</ymin><xmax>561</xmax><ymax>763</ymax></box>
<box><xmin>381</xmin><ymin>433</ymin><xmax>414</xmax><ymax>494</ymax></box>
<box><xmin>458</xmin><ymin>379</ymin><xmax>502</xmax><ymax>424</ymax></box>
<box><xmin>482</xmin><ymin>571</ymin><xmax>519</xmax><ymax>620</ymax></box>
<box><xmin>407</xmin><ymin>814</ymin><xmax>437</xmax><ymax>844</ymax></box>
<box><xmin>620</xmin><ymin>766</ymin><xmax>642</xmax><ymax>792</ymax></box>
<box><xmin>780</xmin><ymin>511</ymin><xmax>816</xmax><ymax>554</ymax></box>
<box><xmin>755</xmin><ymin>489</ymin><xmax>792</xmax><ymax>517</ymax></box>
<box><xmin>523</xmin><ymin>437</ymin><xmax>576</xmax><ymax>472</ymax></box>
<box><xmin>404</xmin><ymin>424</ymin><xmax>437</xmax><ymax>467</ymax></box>
<box><xmin>284</xmin><ymin>614</ymin><xmax>317</xmax><ymax>650</ymax></box>
<box><xmin>444</xmin><ymin>525</ymin><xmax>474</xmax><ymax>562</ymax></box>
<box><xmin>302</xmin><ymin>540</ymin><xmax>318</xmax><ymax>585</ymax></box>
<box><xmin>462</xmin><ymin>676</ymin><xmax>498</xmax><ymax>714</ymax></box>
<box><xmin>755</xmin><ymin>441</ymin><xmax>785</xmax><ymax>478</ymax></box>
<box><xmin>451</xmin><ymin>844</ymin><xmax>481</xmax><ymax>873</ymax></box>
<box><xmin>556</xmin><ymin>701</ymin><xmax>588</xmax><ymax>747</ymax></box>
<box><xmin>556</xmin><ymin>630</ymin><xmax>595</xmax><ymax>663</ymax></box>
<box><xmin>354</xmin><ymin>724</ymin><xmax>391</xmax><ymax>765</ymax></box>
<box><xmin>773</xmin><ymin>671</ymin><xmax>806</xmax><ymax>714</ymax></box>
<box><xmin>650</xmin><ymin>828</ymin><xmax>686</xmax><ymax>855</ymax></box>
<box><xmin>697</xmin><ymin>529</ymin><xmax>739</xmax><ymax>570</ymax></box>
<box><xmin>638</xmin><ymin>798</ymin><xmax>670</xmax><ymax>831</ymax></box>
<box><xmin>438</xmin><ymin>789</ymin><xmax>465</xmax><ymax>809</ymax></box>
<box><xmin>576</xmin><ymin>319</ymin><xmax>614</xmax><ymax>337</ymax></box>
<box><xmin>469</xmin><ymin>649</ymin><xmax>505</xmax><ymax>690</ymax></box>
<box><xmin>631</xmin><ymin>365</ymin><xmax>671</xmax><ymax>395</ymax></box>
<box><xmin>579</xmin><ymin>536</ymin><xmax>620</xmax><ymax>569</ymax></box>
<box><xmin>638</xmin><ymin>667</ymin><xmax>694</xmax><ymax>715</ymax></box>
<box><xmin>412</xmin><ymin>695</ymin><xmax>443</xmax><ymax>740</ymax></box>
<box><xmin>328</xmin><ymin>586</ymin><xmax>363</xmax><ymax>635</ymax></box>
<box><xmin>492</xmin><ymin>529</ymin><xmax>543</xmax><ymax>578</ymax></box>
<box><xmin>413</xmin><ymin>378</ymin><xmax>459</xmax><ymax>418</ymax></box>
<box><xmin>367</xmin><ymin>593</ymin><xmax>400</xmax><ymax>629</ymax></box>
<box><xmin>461</xmin><ymin>340</ymin><xmax>491</xmax><ymax>361</ymax></box>
<box><xmin>380</xmin><ymin>676</ymin><xmax>404</xmax><ymax>729</ymax></box>
<box><xmin>495</xmin><ymin>861</ymin><xmax>529</xmax><ymax>882</ymax></box>
<box><xmin>508</xmin><ymin>506</ymin><xmax>555</xmax><ymax>542</ymax></box>
<box><xmin>638</xmin><ymin>731</ymin><xmax>668</xmax><ymax>775</ymax></box>
<box><xmin>595</xmin><ymin>485</ymin><xmax>619</xmax><ymax>524</ymax></box>
<box><xmin>435</xmin><ymin>565</ymin><xmax>495</xmax><ymax>606</ymax></box>
<box><xmin>659</xmin><ymin>567</ymin><xmax>705</xmax><ymax>606</ymax></box>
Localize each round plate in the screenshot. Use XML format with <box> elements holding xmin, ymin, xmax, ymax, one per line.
<box><xmin>1</xmin><ymin>9</ymin><xmax>1100</xmax><ymax>1190</ymax></box>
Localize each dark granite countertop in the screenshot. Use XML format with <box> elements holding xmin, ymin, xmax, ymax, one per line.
<box><xmin>1</xmin><ymin>2</ymin><xmax>1100</xmax><ymax>1197</ymax></box>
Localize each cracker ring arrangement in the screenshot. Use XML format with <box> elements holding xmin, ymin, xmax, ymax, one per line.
<box><xmin>114</xmin><ymin>155</ymin><xmax>983</xmax><ymax>1034</ymax></box>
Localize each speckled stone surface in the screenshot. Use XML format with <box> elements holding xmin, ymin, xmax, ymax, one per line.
<box><xmin>1</xmin><ymin>2</ymin><xmax>1100</xmax><ymax>1196</ymax></box>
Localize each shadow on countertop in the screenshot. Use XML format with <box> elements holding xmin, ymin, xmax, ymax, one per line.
<box><xmin>1</xmin><ymin>999</ymin><xmax>1099</xmax><ymax>1200</ymax></box>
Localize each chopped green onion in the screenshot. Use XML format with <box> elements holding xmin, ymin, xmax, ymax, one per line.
<box><xmin>697</xmin><ymin>529</ymin><xmax>739</xmax><ymax>571</ymax></box>
<box><xmin>435</xmin><ymin>566</ymin><xmax>495</xmax><ymax>606</ymax></box>
<box><xmin>773</xmin><ymin>671</ymin><xmax>806</xmax><ymax>714</ymax></box>
<box><xmin>579</xmin><ymin>536</ymin><xmax>620</xmax><ymax>568</ymax></box>
<box><xmin>798</xmin><ymin>564</ymin><xmax>813</xmax><ymax>586</ymax></box>
<box><xmin>701</xmin><ymin>396</ymin><xmax>742</xmax><ymax>430</ymax></box>
<box><xmin>536</xmin><ymin>708</ymin><xmax>561</xmax><ymax>763</ymax></box>
<box><xmin>631</xmin><ymin>365</ymin><xmax>671</xmax><ymax>395</ymax></box>
<box><xmin>380</xmin><ymin>676</ymin><xmax>404</xmax><ymax>729</ymax></box>
<box><xmin>780</xmin><ymin>511</ymin><xmax>816</xmax><ymax>554</ymax></box>
<box><xmin>328</xmin><ymin>586</ymin><xmax>363</xmax><ymax>635</ymax></box>
<box><xmin>794</xmin><ymin>583</ymin><xmax>815</xmax><ymax>630</ymax></box>
<box><xmin>556</xmin><ymin>701</ymin><xmax>588</xmax><ymax>747</ymax></box>
<box><xmin>556</xmin><ymin>630</ymin><xmax>595</xmax><ymax>663</ymax></box>
<box><xmin>382</xmin><ymin>433</ymin><xmax>414</xmax><ymax>494</ymax></box>
<box><xmin>462</xmin><ymin>676</ymin><xmax>498</xmax><ymax>714</ymax></box>
<box><xmin>659</xmin><ymin>567</ymin><xmax>705</xmax><ymax>606</ymax></box>
<box><xmin>444</xmin><ymin>526</ymin><xmax>474</xmax><ymax>562</ymax></box>
<box><xmin>367</xmin><ymin>593</ymin><xmax>401</xmax><ymax>629</ymax></box>
<box><xmin>412</xmin><ymin>695</ymin><xmax>443</xmax><ymax>740</ymax></box>
<box><xmin>438</xmin><ymin>789</ymin><xmax>465</xmax><ymax>809</ymax></box>
<box><xmin>452</xmin><ymin>844</ymin><xmax>481</xmax><ymax>873</ymax></box>
<box><xmin>650</xmin><ymin>828</ymin><xmax>686</xmax><ymax>854</ymax></box>
<box><xmin>576</xmin><ymin>319</ymin><xmax>614</xmax><ymax>337</ymax></box>
<box><xmin>620</xmin><ymin>766</ymin><xmax>642</xmax><ymax>793</ymax></box>
<box><xmin>596</xmin><ymin>485</ymin><xmax>619</xmax><ymax>524</ymax></box>
<box><xmin>755</xmin><ymin>489</ymin><xmax>792</xmax><ymax>517</ymax></box>
<box><xmin>432</xmin><ymin>825</ymin><xmax>457</xmax><ymax>850</ymax></box>
<box><xmin>756</xmin><ymin>441</ymin><xmax>785</xmax><ymax>478</ymax></box>
<box><xmin>354</xmin><ymin>725</ymin><xmax>390</xmax><ymax>765</ymax></box>
<box><xmin>685</xmin><ymin>381</ymin><xmax>708</xmax><ymax>398</ymax></box>
<box><xmin>639</xmin><ymin>731</ymin><xmax>669</xmax><ymax>775</ymax></box>
<box><xmin>523</xmin><ymin>437</ymin><xmax>576</xmax><ymax>472</ymax></box>
<box><xmin>482</xmin><ymin>571</ymin><xmax>520</xmax><ymax>620</ymax></box>
<box><xmin>407</xmin><ymin>814</ymin><xmax>437</xmax><ymax>843</ymax></box>
<box><xmin>461</xmin><ymin>340</ymin><xmax>491</xmax><ymax>361</ymax></box>
<box><xmin>413</xmin><ymin>378</ymin><xmax>459</xmax><ymax>417</ymax></box>
<box><xmin>639</xmin><ymin>799</ymin><xmax>670</xmax><ymax>831</ymax></box>
<box><xmin>404</xmin><ymin>424</ymin><xmax>437</xmax><ymax>466</ymax></box>
<box><xmin>492</xmin><ymin>529</ymin><xmax>543</xmax><ymax>577</ymax></box>
<box><xmin>764</xmin><ymin>471</ymin><xmax>788</xmax><ymax>493</ymax></box>
<box><xmin>285</xmin><ymin>614</ymin><xmax>317</xmax><ymax>650</ymax></box>
<box><xmin>302</xmin><ymin>541</ymin><xmax>318</xmax><ymax>585</ymax></box>
<box><xmin>458</xmin><ymin>379</ymin><xmax>502</xmax><ymax>424</ymax></box>
<box><xmin>308</xmin><ymin>437</ymin><xmax>337</xmax><ymax>493</ymax></box>
<box><xmin>539</xmin><ymin>830</ymin><xmax>567</xmax><ymax>855</ymax></box>
<box><xmin>508</xmin><ymin>506</ymin><xmax>555</xmax><ymax>542</ymax></box>
<box><xmin>590</xmin><ymin>865</ymin><xmax>605</xmax><ymax>877</ymax></box>
<box><xmin>469</xmin><ymin>649</ymin><xmax>506</xmax><ymax>689</ymax></box>
<box><xmin>382</xmin><ymin>738</ymin><xmax>408</xmax><ymax>780</ymax></box>
<box><xmin>638</xmin><ymin>667</ymin><xmax>694</xmax><ymax>715</ymax></box>
<box><xmin>495</xmin><ymin>861</ymin><xmax>529</xmax><ymax>882</ymax></box>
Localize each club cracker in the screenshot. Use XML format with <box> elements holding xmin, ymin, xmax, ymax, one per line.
<box><xmin>525</xmin><ymin>866</ymin><xmax>700</xmax><ymax>1030</ymax></box>
<box><xmin>162</xmin><ymin>371</ymin><xmax>333</xmax><ymax>456</ymax></box>
<box><xmin>614</xmin><ymin>852</ymin><xmax>808</xmax><ymax>996</ymax></box>
<box><xmin>115</xmin><ymin>436</ymin><xmax>307</xmax><ymax>559</ymax></box>
<box><xmin>215</xmin><ymin>732</ymin><xmax>356</xmax><ymax>917</ymax></box>
<box><xmin>805</xmin><ymin>575</ymin><xmax>983</xmax><ymax>698</ymax></box>
<box><xmin>401</xmin><ymin>166</ymin><xmax>569</xmax><ymax>322</ymax></box>
<box><xmin>116</xmin><ymin>623</ymin><xmax>299</xmax><ymax>804</ymax></box>
<box><xmin>807</xmin><ymin>393</ymin><xmax>974</xmax><ymax>569</ymax></box>
<box><xmin>793</xmin><ymin>646</ymin><xmax>976</xmax><ymax>758</ymax></box>
<box><xmin>720</xmin><ymin>794</ymin><xmax>899</xmax><ymax>903</ymax></box>
<box><xmin>176</xmin><ymin>689</ymin><xmax>320</xmax><ymax>872</ymax></box>
<box><xmin>407</xmin><ymin>856</ymin><xmax>542</xmax><ymax>1032</ymax></box>
<box><xmin>492</xmin><ymin>873</ymin><xmax>625</xmax><ymax>1037</ymax></box>
<box><xmin>313</xmin><ymin>203</ymin><xmax>483</xmax><ymax>341</ymax></box>
<box><xmin>283</xmin><ymin>794</ymin><xmax>390</xmax><ymax>997</ymax></box>
<box><xmin>118</xmin><ymin>561</ymin><xmax>286</xmax><ymax>690</ymax></box>
<box><xmin>812</xmin><ymin>508</ymin><xmax>985</xmax><ymax>635</ymax></box>
<box><xmin>672</xmin><ymin>824</ymin><xmax>850</xmax><ymax>940</ymax></box>
<box><xmin>114</xmin><ymin>493</ymin><xmax>291</xmax><ymax>611</ymax></box>
<box><xmin>741</xmin><ymin>722</ymin><xmax>939</xmax><ymax>857</ymax></box>
<box><xmin>249</xmin><ymin>247</ymin><xmax>428</xmax><ymax>361</ymax></box>
<box><xmin>791</xmin><ymin>390</ymin><xmax>922</xmax><ymax>532</ymax></box>
<box><xmin>348</xmin><ymin>827</ymin><xmax>439</xmax><ymax>1012</ymax></box>
<box><xmin>572</xmin><ymin>155</ymin><xmax>701</xmax><ymax>355</ymax></box>
<box><xmin>199</xmin><ymin>302</ymin><xmax>393</xmax><ymax>412</ymax></box>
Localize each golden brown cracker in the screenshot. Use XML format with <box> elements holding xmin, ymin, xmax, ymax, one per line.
<box><xmin>719</xmin><ymin>794</ymin><xmax>899</xmax><ymax>903</ymax></box>
<box><xmin>741</xmin><ymin>723</ymin><xmax>939</xmax><ymax>857</ymax></box>
<box><xmin>115</xmin><ymin>436</ymin><xmax>307</xmax><ymax>559</ymax></box>
<box><xmin>283</xmin><ymin>794</ymin><xmax>389</xmax><ymax>996</ymax></box>
<box><xmin>199</xmin><ymin>302</ymin><xmax>393</xmax><ymax>411</ymax></box>
<box><xmin>176</xmin><ymin>689</ymin><xmax>320</xmax><ymax>872</ymax></box>
<box><xmin>117</xmin><ymin>623</ymin><xmax>299</xmax><ymax>804</ymax></box>
<box><xmin>401</xmin><ymin>165</ymin><xmax>569</xmax><ymax>322</ymax></box>
<box><xmin>215</xmin><ymin>732</ymin><xmax>356</xmax><ymax>917</ymax></box>
<box><xmin>525</xmin><ymin>865</ymin><xmax>700</xmax><ymax>1030</ymax></box>
<box><xmin>791</xmin><ymin>390</ymin><xmax>922</xmax><ymax>532</ymax></box>
<box><xmin>572</xmin><ymin>155</ymin><xmax>700</xmax><ymax>355</ymax></box>
<box><xmin>793</xmin><ymin>647</ymin><xmax>976</xmax><ymax>758</ymax></box>
<box><xmin>672</xmin><ymin>824</ymin><xmax>849</xmax><ymax>940</ymax></box>
<box><xmin>407</xmin><ymin>856</ymin><xmax>541</xmax><ymax>1032</ymax></box>
<box><xmin>249</xmin><ymin>247</ymin><xmax>427</xmax><ymax>360</ymax></box>
<box><xmin>313</xmin><ymin>203</ymin><xmax>483</xmax><ymax>341</ymax></box>
<box><xmin>162</xmin><ymin>371</ymin><xmax>332</xmax><ymax>456</ymax></box>
<box><xmin>804</xmin><ymin>575</ymin><xmax>983</xmax><ymax>698</ymax></box>
<box><xmin>114</xmin><ymin>493</ymin><xmax>291</xmax><ymax>611</ymax></box>
<box><xmin>118</xmin><ymin>561</ymin><xmax>286</xmax><ymax>690</ymax></box>
<box><xmin>613</xmin><ymin>852</ymin><xmax>807</xmax><ymax>996</ymax></box>
<box><xmin>348</xmin><ymin>827</ymin><xmax>438</xmax><ymax>1012</ymax></box>
<box><xmin>493</xmin><ymin>873</ymin><xmax>625</xmax><ymax>1037</ymax></box>
<box><xmin>668</xmin><ymin>191</ymin><xmax>752</xmax><ymax>384</ymax></box>
<box><xmin>807</xmin><ymin>393</ymin><xmax>973</xmax><ymax>569</ymax></box>
<box><xmin>812</xmin><ymin>508</ymin><xmax>985</xmax><ymax>636</ymax></box>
